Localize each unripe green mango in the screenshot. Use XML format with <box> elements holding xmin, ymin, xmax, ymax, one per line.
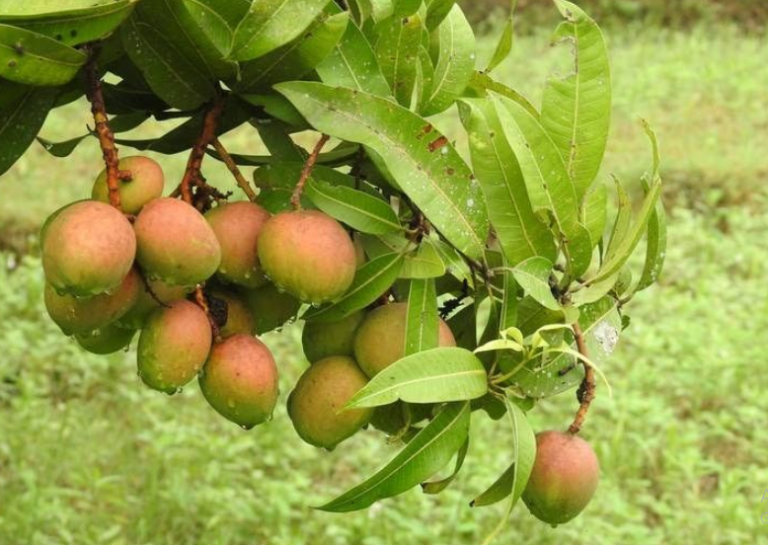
<box><xmin>92</xmin><ymin>156</ymin><xmax>164</xmax><ymax>214</ymax></box>
<box><xmin>353</xmin><ymin>302</ymin><xmax>456</xmax><ymax>377</ymax></box>
<box><xmin>301</xmin><ymin>311</ymin><xmax>365</xmax><ymax>363</ymax></box>
<box><xmin>199</xmin><ymin>334</ymin><xmax>279</xmax><ymax>429</ymax></box>
<box><xmin>206</xmin><ymin>201</ymin><xmax>270</xmax><ymax>289</ymax></box>
<box><xmin>45</xmin><ymin>268</ymin><xmax>141</xmax><ymax>335</ymax></box>
<box><xmin>258</xmin><ymin>210</ymin><xmax>356</xmax><ymax>304</ymax></box>
<box><xmin>288</xmin><ymin>355</ymin><xmax>373</xmax><ymax>449</ymax></box>
<box><xmin>243</xmin><ymin>283</ymin><xmax>301</xmax><ymax>334</ymax></box>
<box><xmin>75</xmin><ymin>324</ymin><xmax>136</xmax><ymax>354</ymax></box>
<box><xmin>42</xmin><ymin>200</ymin><xmax>136</xmax><ymax>296</ymax></box>
<box><xmin>137</xmin><ymin>300</ymin><xmax>212</xmax><ymax>394</ymax></box>
<box><xmin>522</xmin><ymin>431</ymin><xmax>600</xmax><ymax>526</ymax></box>
<box><xmin>134</xmin><ymin>198</ymin><xmax>221</xmax><ymax>287</ymax></box>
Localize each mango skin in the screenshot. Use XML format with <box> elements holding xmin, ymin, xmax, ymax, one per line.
<box><xmin>134</xmin><ymin>198</ymin><xmax>221</xmax><ymax>287</ymax></box>
<box><xmin>199</xmin><ymin>334</ymin><xmax>279</xmax><ymax>429</ymax></box>
<box><xmin>116</xmin><ymin>277</ymin><xmax>190</xmax><ymax>330</ymax></box>
<box><xmin>92</xmin><ymin>156</ymin><xmax>164</xmax><ymax>214</ymax></box>
<box><xmin>42</xmin><ymin>200</ymin><xmax>136</xmax><ymax>296</ymax></box>
<box><xmin>206</xmin><ymin>201</ymin><xmax>270</xmax><ymax>289</ymax></box>
<box><xmin>45</xmin><ymin>268</ymin><xmax>141</xmax><ymax>335</ymax></box>
<box><xmin>137</xmin><ymin>300</ymin><xmax>212</xmax><ymax>394</ymax></box>
<box><xmin>353</xmin><ymin>303</ymin><xmax>456</xmax><ymax>377</ymax></box>
<box><xmin>301</xmin><ymin>311</ymin><xmax>365</xmax><ymax>363</ymax></box>
<box><xmin>288</xmin><ymin>356</ymin><xmax>373</xmax><ymax>449</ymax></box>
<box><xmin>75</xmin><ymin>324</ymin><xmax>136</xmax><ymax>354</ymax></box>
<box><xmin>243</xmin><ymin>283</ymin><xmax>301</xmax><ymax>334</ymax></box>
<box><xmin>258</xmin><ymin>210</ymin><xmax>356</xmax><ymax>304</ymax></box>
<box><xmin>522</xmin><ymin>431</ymin><xmax>600</xmax><ymax>526</ymax></box>
<box><xmin>209</xmin><ymin>288</ymin><xmax>255</xmax><ymax>338</ymax></box>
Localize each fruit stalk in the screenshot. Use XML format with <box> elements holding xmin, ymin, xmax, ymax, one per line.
<box><xmin>290</xmin><ymin>133</ymin><xmax>330</xmax><ymax>210</ymax></box>
<box><xmin>83</xmin><ymin>44</ymin><xmax>129</xmax><ymax>211</ymax></box>
<box><xmin>212</xmin><ymin>138</ymin><xmax>258</xmax><ymax>202</ymax></box>
<box><xmin>179</xmin><ymin>97</ymin><xmax>224</xmax><ymax>205</ymax></box>
<box><xmin>567</xmin><ymin>323</ymin><xmax>596</xmax><ymax>435</ymax></box>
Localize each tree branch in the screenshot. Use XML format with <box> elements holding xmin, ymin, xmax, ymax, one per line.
<box><xmin>212</xmin><ymin>138</ymin><xmax>258</xmax><ymax>202</ymax></box>
<box><xmin>567</xmin><ymin>323</ymin><xmax>596</xmax><ymax>435</ymax></box>
<box><xmin>84</xmin><ymin>44</ymin><xmax>130</xmax><ymax>210</ymax></box>
<box><xmin>180</xmin><ymin>97</ymin><xmax>224</xmax><ymax>205</ymax></box>
<box><xmin>291</xmin><ymin>133</ymin><xmax>330</xmax><ymax>210</ymax></box>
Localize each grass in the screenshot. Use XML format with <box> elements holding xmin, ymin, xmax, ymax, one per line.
<box><xmin>1</xmin><ymin>22</ymin><xmax>767</xmax><ymax>545</ymax></box>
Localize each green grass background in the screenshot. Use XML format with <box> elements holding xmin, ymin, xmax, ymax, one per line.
<box><xmin>1</xmin><ymin>16</ymin><xmax>767</xmax><ymax>545</ymax></box>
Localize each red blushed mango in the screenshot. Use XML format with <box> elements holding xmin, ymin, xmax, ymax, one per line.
<box><xmin>75</xmin><ymin>324</ymin><xmax>136</xmax><ymax>354</ymax></box>
<box><xmin>288</xmin><ymin>356</ymin><xmax>372</xmax><ymax>449</ymax></box>
<box><xmin>258</xmin><ymin>210</ymin><xmax>356</xmax><ymax>304</ymax></box>
<box><xmin>199</xmin><ymin>335</ymin><xmax>279</xmax><ymax>429</ymax></box>
<box><xmin>45</xmin><ymin>268</ymin><xmax>141</xmax><ymax>335</ymax></box>
<box><xmin>134</xmin><ymin>198</ymin><xmax>221</xmax><ymax>287</ymax></box>
<box><xmin>353</xmin><ymin>302</ymin><xmax>456</xmax><ymax>378</ymax></box>
<box><xmin>92</xmin><ymin>156</ymin><xmax>164</xmax><ymax>214</ymax></box>
<box><xmin>117</xmin><ymin>276</ymin><xmax>191</xmax><ymax>330</ymax></box>
<box><xmin>42</xmin><ymin>200</ymin><xmax>136</xmax><ymax>296</ymax></box>
<box><xmin>137</xmin><ymin>300</ymin><xmax>212</xmax><ymax>394</ymax></box>
<box><xmin>522</xmin><ymin>431</ymin><xmax>600</xmax><ymax>526</ymax></box>
<box><xmin>206</xmin><ymin>201</ymin><xmax>270</xmax><ymax>289</ymax></box>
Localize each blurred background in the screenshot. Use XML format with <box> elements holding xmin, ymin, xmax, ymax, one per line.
<box><xmin>1</xmin><ymin>1</ymin><xmax>766</xmax><ymax>543</ymax></box>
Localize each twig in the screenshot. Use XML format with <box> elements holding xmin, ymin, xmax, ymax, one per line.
<box><xmin>180</xmin><ymin>97</ymin><xmax>225</xmax><ymax>205</ymax></box>
<box><xmin>567</xmin><ymin>323</ymin><xmax>596</xmax><ymax>435</ymax></box>
<box><xmin>291</xmin><ymin>133</ymin><xmax>330</xmax><ymax>210</ymax></box>
<box><xmin>83</xmin><ymin>44</ymin><xmax>130</xmax><ymax>210</ymax></box>
<box><xmin>212</xmin><ymin>138</ymin><xmax>258</xmax><ymax>202</ymax></box>
<box><xmin>194</xmin><ymin>286</ymin><xmax>221</xmax><ymax>342</ymax></box>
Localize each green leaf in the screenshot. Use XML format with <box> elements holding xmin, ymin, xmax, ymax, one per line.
<box><xmin>432</xmin><ymin>239</ymin><xmax>473</xmax><ymax>288</ymax></box>
<box><xmin>605</xmin><ymin>176</ymin><xmax>631</xmax><ymax>261</ymax></box>
<box><xmin>0</xmin><ymin>85</ymin><xmax>56</xmax><ymax>176</ymax></box>
<box><xmin>425</xmin><ymin>0</ymin><xmax>455</xmax><ymax>30</ymax></box>
<box><xmin>405</xmin><ymin>278</ymin><xmax>438</xmax><ymax>355</ymax></box>
<box><xmin>465</xmin><ymin>72</ymin><xmax>539</xmax><ymax>119</ymax></box>
<box><xmin>493</xmin><ymin>92</ymin><xmax>592</xmax><ymax>277</ymax></box>
<box><xmin>541</xmin><ymin>0</ymin><xmax>611</xmax><ymax>200</ymax></box>
<box><xmin>346</xmin><ymin>347</ymin><xmax>486</xmax><ymax>408</ymax></box>
<box><xmin>132</xmin><ymin>0</ymin><xmax>236</xmax><ymax>81</ymax></box>
<box><xmin>179</xmin><ymin>0</ymin><xmax>248</xmax><ymax>56</ymax></box>
<box><xmin>422</xmin><ymin>5</ymin><xmax>475</xmax><ymax>116</ymax></box>
<box><xmin>318</xmin><ymin>401</ymin><xmax>470</xmax><ymax>512</ymax></box>
<box><xmin>460</xmin><ymin>98</ymin><xmax>556</xmax><ymax>266</ymax></box>
<box><xmin>636</xmin><ymin>121</ymin><xmax>666</xmax><ymax>291</ymax></box>
<box><xmin>0</xmin><ymin>0</ymin><xmax>136</xmax><ymax>46</ymax></box>
<box><xmin>304</xmin><ymin>179</ymin><xmax>401</xmax><ymax>235</ymax></box>
<box><xmin>0</xmin><ymin>24</ymin><xmax>86</xmax><ymax>86</ymax></box>
<box><xmin>236</xmin><ymin>10</ymin><xmax>348</xmax><ymax>93</ymax></box>
<box><xmin>231</xmin><ymin>0</ymin><xmax>330</xmax><ymax>61</ymax></box>
<box><xmin>121</xmin><ymin>15</ymin><xmax>215</xmax><ymax>109</ymax></box>
<box><xmin>581</xmin><ymin>182</ymin><xmax>608</xmax><ymax>248</ymax></box>
<box><xmin>513</xmin><ymin>295</ymin><xmax>619</xmax><ymax>398</ymax></box>
<box><xmin>485</xmin><ymin>1</ymin><xmax>517</xmax><ymax>73</ymax></box>
<box><xmin>471</xmin><ymin>397</ymin><xmax>535</xmax><ymax>508</ymax></box>
<box><xmin>512</xmin><ymin>257</ymin><xmax>559</xmax><ymax>311</ymax></box>
<box><xmin>316</xmin><ymin>16</ymin><xmax>391</xmax><ymax>97</ymax></box>
<box><xmin>276</xmin><ymin>81</ymin><xmax>489</xmax><ymax>259</ymax></box>
<box><xmin>36</xmin><ymin>111</ymin><xmax>149</xmax><ymax>158</ymax></box>
<box><xmin>399</xmin><ymin>240</ymin><xmax>446</xmax><ymax>279</ymax></box>
<box><xmin>375</xmin><ymin>14</ymin><xmax>423</xmax><ymax>106</ymax></box>
<box><xmin>589</xmin><ymin>175</ymin><xmax>662</xmax><ymax>284</ymax></box>
<box><xmin>500</xmin><ymin>265</ymin><xmax>517</xmax><ymax>329</ymax></box>
<box><xmin>303</xmin><ymin>252</ymin><xmax>404</xmax><ymax>323</ymax></box>
<box><xmin>422</xmin><ymin>437</ymin><xmax>468</xmax><ymax>494</ymax></box>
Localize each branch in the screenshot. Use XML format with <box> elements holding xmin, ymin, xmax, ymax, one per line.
<box><xmin>194</xmin><ymin>286</ymin><xmax>221</xmax><ymax>342</ymax></box>
<box><xmin>567</xmin><ymin>323</ymin><xmax>596</xmax><ymax>435</ymax></box>
<box><xmin>291</xmin><ymin>133</ymin><xmax>330</xmax><ymax>210</ymax></box>
<box><xmin>212</xmin><ymin>138</ymin><xmax>258</xmax><ymax>202</ymax></box>
<box><xmin>83</xmin><ymin>44</ymin><xmax>130</xmax><ymax>210</ymax></box>
<box><xmin>180</xmin><ymin>97</ymin><xmax>225</xmax><ymax>205</ymax></box>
